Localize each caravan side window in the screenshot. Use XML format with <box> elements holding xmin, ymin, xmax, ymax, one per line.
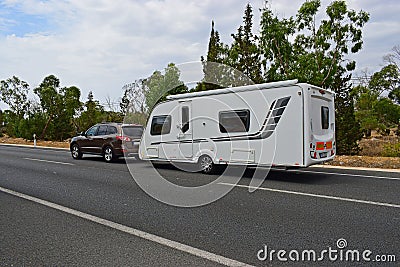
<box><xmin>321</xmin><ymin>106</ymin><xmax>329</xmax><ymax>129</ymax></box>
<box><xmin>150</xmin><ymin>115</ymin><xmax>171</xmax><ymax>135</ymax></box>
<box><xmin>219</xmin><ymin>109</ymin><xmax>250</xmax><ymax>133</ymax></box>
<box><xmin>181</xmin><ymin>106</ymin><xmax>189</xmax><ymax>133</ymax></box>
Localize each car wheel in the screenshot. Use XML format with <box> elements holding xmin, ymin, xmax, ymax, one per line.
<box><xmin>198</xmin><ymin>155</ymin><xmax>215</xmax><ymax>174</ymax></box>
<box><xmin>103</xmin><ymin>146</ymin><xmax>115</xmax><ymax>163</ymax></box>
<box><xmin>71</xmin><ymin>144</ymin><xmax>83</xmax><ymax>160</ymax></box>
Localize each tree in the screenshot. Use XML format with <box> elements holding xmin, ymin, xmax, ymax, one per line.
<box><xmin>384</xmin><ymin>45</ymin><xmax>400</xmax><ymax>72</ymax></box>
<box><xmin>260</xmin><ymin>0</ymin><xmax>369</xmax><ymax>86</ymax></box>
<box><xmin>2</xmin><ymin>110</ymin><xmax>18</xmax><ymax>137</ymax></box>
<box><xmin>17</xmin><ymin>102</ymin><xmax>47</xmax><ymax>140</ymax></box>
<box><xmin>353</xmin><ymin>64</ymin><xmax>400</xmax><ymax>136</ymax></box>
<box><xmin>0</xmin><ymin>76</ymin><xmax>30</xmax><ymax>119</ymax></box>
<box><xmin>333</xmin><ymin>70</ymin><xmax>363</xmax><ymax>154</ymax></box>
<box><xmin>259</xmin><ymin>2</ymin><xmax>296</xmax><ymax>82</ymax></box>
<box><xmin>34</xmin><ymin>75</ymin><xmax>82</xmax><ymax>140</ymax></box>
<box><xmin>121</xmin><ymin>80</ymin><xmax>148</xmax><ymax>125</ymax></box>
<box><xmin>103</xmin><ymin>96</ymin><xmax>124</xmax><ymax>122</ymax></box>
<box><xmin>196</xmin><ymin>21</ymin><xmax>231</xmax><ymax>91</ymax></box>
<box><xmin>378</xmin><ymin>61</ymin><xmax>400</xmax><ymax>104</ymax></box>
<box><xmin>197</xmin><ymin>16</ymin><xmax>260</xmax><ymax>91</ymax></box>
<box><xmin>74</xmin><ymin>91</ymin><xmax>104</xmax><ymax>132</ymax></box>
<box><xmin>33</xmin><ymin>75</ymin><xmax>62</xmax><ymax>139</ymax></box>
<box><xmin>229</xmin><ymin>3</ymin><xmax>263</xmax><ymax>84</ymax></box>
<box><xmin>352</xmin><ymin>84</ymin><xmax>379</xmax><ymax>137</ymax></box>
<box><xmin>260</xmin><ymin>0</ymin><xmax>369</xmax><ymax>154</ymax></box>
<box><xmin>369</xmin><ymin>64</ymin><xmax>399</xmax><ymax>97</ymax></box>
<box><xmin>144</xmin><ymin>63</ymin><xmax>188</xmax><ymax>111</ymax></box>
<box><xmin>120</xmin><ymin>89</ymin><xmax>130</xmax><ymax>116</ymax></box>
<box><xmin>0</xmin><ymin>76</ymin><xmax>31</xmax><ymax>137</ymax></box>
<box><xmin>374</xmin><ymin>98</ymin><xmax>400</xmax><ymax>132</ymax></box>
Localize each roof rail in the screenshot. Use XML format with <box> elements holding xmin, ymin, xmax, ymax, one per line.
<box><xmin>166</xmin><ymin>79</ymin><xmax>298</xmax><ymax>100</ymax></box>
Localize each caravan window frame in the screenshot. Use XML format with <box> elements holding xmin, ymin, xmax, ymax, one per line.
<box><xmin>150</xmin><ymin>115</ymin><xmax>172</xmax><ymax>135</ymax></box>
<box><xmin>219</xmin><ymin>109</ymin><xmax>250</xmax><ymax>133</ymax></box>
<box><xmin>321</xmin><ymin>106</ymin><xmax>329</xmax><ymax>130</ymax></box>
<box><xmin>181</xmin><ymin>106</ymin><xmax>190</xmax><ymax>133</ymax></box>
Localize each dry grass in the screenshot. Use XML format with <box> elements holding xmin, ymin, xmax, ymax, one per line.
<box><xmin>0</xmin><ymin>135</ymin><xmax>69</xmax><ymax>149</ymax></box>
<box><xmin>358</xmin><ymin>136</ymin><xmax>399</xmax><ymax>157</ymax></box>
<box><xmin>325</xmin><ymin>155</ymin><xmax>400</xmax><ymax>169</ymax></box>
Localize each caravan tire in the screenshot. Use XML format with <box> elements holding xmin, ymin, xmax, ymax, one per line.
<box><xmin>198</xmin><ymin>155</ymin><xmax>215</xmax><ymax>174</ymax></box>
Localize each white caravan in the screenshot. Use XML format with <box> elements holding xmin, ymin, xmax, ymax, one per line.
<box><xmin>139</xmin><ymin>80</ymin><xmax>335</xmax><ymax>173</ymax></box>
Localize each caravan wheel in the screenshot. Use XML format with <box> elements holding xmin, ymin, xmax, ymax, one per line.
<box><xmin>198</xmin><ymin>155</ymin><xmax>215</xmax><ymax>174</ymax></box>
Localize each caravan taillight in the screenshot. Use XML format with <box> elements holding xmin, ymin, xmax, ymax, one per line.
<box><xmin>326</xmin><ymin>141</ymin><xmax>333</xmax><ymax>149</ymax></box>
<box><xmin>316</xmin><ymin>142</ymin><xmax>325</xmax><ymax>150</ymax></box>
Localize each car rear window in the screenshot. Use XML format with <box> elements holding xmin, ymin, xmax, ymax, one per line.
<box><xmin>97</xmin><ymin>125</ymin><xmax>108</xmax><ymax>135</ymax></box>
<box><xmin>107</xmin><ymin>126</ymin><xmax>118</xmax><ymax>135</ymax></box>
<box><xmin>122</xmin><ymin>126</ymin><xmax>143</xmax><ymax>138</ymax></box>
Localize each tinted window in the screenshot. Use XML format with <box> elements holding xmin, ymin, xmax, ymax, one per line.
<box><xmin>151</xmin><ymin>115</ymin><xmax>171</xmax><ymax>135</ymax></box>
<box><xmin>107</xmin><ymin>126</ymin><xmax>118</xmax><ymax>135</ymax></box>
<box><xmin>321</xmin><ymin>106</ymin><xmax>329</xmax><ymax>129</ymax></box>
<box><xmin>219</xmin><ymin>110</ymin><xmax>250</xmax><ymax>133</ymax></box>
<box><xmin>86</xmin><ymin>126</ymin><xmax>98</xmax><ymax>136</ymax></box>
<box><xmin>123</xmin><ymin>126</ymin><xmax>143</xmax><ymax>138</ymax></box>
<box><xmin>97</xmin><ymin>125</ymin><xmax>108</xmax><ymax>135</ymax></box>
<box><xmin>181</xmin><ymin>106</ymin><xmax>189</xmax><ymax>133</ymax></box>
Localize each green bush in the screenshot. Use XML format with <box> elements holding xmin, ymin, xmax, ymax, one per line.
<box><xmin>382</xmin><ymin>142</ymin><xmax>400</xmax><ymax>157</ymax></box>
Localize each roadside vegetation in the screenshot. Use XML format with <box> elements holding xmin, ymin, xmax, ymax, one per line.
<box><xmin>1</xmin><ymin>0</ymin><xmax>399</xmax><ymax>158</ymax></box>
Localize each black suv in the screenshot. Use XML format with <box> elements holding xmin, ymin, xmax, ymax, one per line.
<box><xmin>70</xmin><ymin>122</ymin><xmax>143</xmax><ymax>162</ymax></box>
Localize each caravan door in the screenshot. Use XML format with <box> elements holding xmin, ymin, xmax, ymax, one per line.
<box><xmin>177</xmin><ymin>102</ymin><xmax>193</xmax><ymax>159</ymax></box>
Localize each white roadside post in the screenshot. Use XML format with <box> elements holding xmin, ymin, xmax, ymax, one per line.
<box><xmin>33</xmin><ymin>134</ymin><xmax>36</xmax><ymax>148</ymax></box>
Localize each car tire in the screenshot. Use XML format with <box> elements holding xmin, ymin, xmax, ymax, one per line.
<box><xmin>103</xmin><ymin>146</ymin><xmax>116</xmax><ymax>163</ymax></box>
<box><xmin>71</xmin><ymin>143</ymin><xmax>83</xmax><ymax>160</ymax></box>
<box><xmin>198</xmin><ymin>155</ymin><xmax>215</xmax><ymax>174</ymax></box>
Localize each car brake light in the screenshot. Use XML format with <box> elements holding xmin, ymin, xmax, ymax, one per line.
<box><xmin>116</xmin><ymin>135</ymin><xmax>131</xmax><ymax>142</ymax></box>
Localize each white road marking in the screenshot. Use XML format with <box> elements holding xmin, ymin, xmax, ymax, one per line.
<box><xmin>219</xmin><ymin>182</ymin><xmax>400</xmax><ymax>209</ymax></box>
<box><xmin>23</xmin><ymin>158</ymin><xmax>74</xmax><ymax>166</ymax></box>
<box><xmin>313</xmin><ymin>164</ymin><xmax>400</xmax><ymax>173</ymax></box>
<box><xmin>0</xmin><ymin>186</ymin><xmax>253</xmax><ymax>267</ymax></box>
<box><xmin>287</xmin><ymin>169</ymin><xmax>400</xmax><ymax>181</ymax></box>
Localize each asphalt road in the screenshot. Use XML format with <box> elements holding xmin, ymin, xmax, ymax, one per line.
<box><xmin>0</xmin><ymin>144</ymin><xmax>399</xmax><ymax>266</ymax></box>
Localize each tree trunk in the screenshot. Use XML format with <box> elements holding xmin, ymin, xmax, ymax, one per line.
<box><xmin>40</xmin><ymin>116</ymin><xmax>52</xmax><ymax>140</ymax></box>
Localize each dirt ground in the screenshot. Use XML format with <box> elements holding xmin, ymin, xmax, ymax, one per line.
<box><xmin>323</xmin><ymin>155</ymin><xmax>400</xmax><ymax>169</ymax></box>
<box><xmin>1</xmin><ymin>135</ymin><xmax>399</xmax><ymax>169</ymax></box>
<box><xmin>0</xmin><ymin>136</ymin><xmax>69</xmax><ymax>149</ymax></box>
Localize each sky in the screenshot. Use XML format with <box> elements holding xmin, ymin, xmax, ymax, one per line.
<box><xmin>0</xmin><ymin>0</ymin><xmax>399</xmax><ymax>109</ymax></box>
